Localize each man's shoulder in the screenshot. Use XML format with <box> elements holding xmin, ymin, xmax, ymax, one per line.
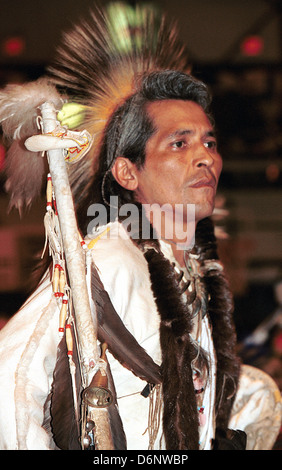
<box><xmin>85</xmin><ymin>221</ymin><xmax>147</xmax><ymax>274</ymax></box>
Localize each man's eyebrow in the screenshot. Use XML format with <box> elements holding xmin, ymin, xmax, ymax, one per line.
<box><xmin>166</xmin><ymin>129</ymin><xmax>193</xmax><ymax>139</ymax></box>
<box><xmin>166</xmin><ymin>129</ymin><xmax>217</xmax><ymax>139</ymax></box>
<box><xmin>206</xmin><ymin>130</ymin><xmax>217</xmax><ymax>138</ymax></box>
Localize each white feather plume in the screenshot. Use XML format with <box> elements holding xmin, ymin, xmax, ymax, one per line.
<box><xmin>0</xmin><ymin>78</ymin><xmax>63</xmax><ymax>213</ymax></box>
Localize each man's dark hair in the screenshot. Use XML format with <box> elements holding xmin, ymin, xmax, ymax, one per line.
<box><xmin>104</xmin><ymin>69</ymin><xmax>211</xmax><ymax>171</ymax></box>
<box><xmin>77</xmin><ymin>70</ymin><xmax>212</xmax><ymax>232</ymax></box>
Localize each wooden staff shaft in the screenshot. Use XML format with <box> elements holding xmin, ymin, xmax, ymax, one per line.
<box><xmin>40</xmin><ymin>101</ymin><xmax>99</xmax><ymax>370</ymax></box>
<box><xmin>40</xmin><ymin>101</ymin><xmax>114</xmax><ymax>450</ymax></box>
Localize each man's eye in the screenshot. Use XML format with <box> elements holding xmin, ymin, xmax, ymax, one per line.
<box><xmin>204</xmin><ymin>140</ymin><xmax>217</xmax><ymax>150</ymax></box>
<box><xmin>172</xmin><ymin>140</ymin><xmax>186</xmax><ymax>149</ymax></box>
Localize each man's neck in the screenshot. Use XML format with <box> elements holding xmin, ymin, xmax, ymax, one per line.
<box><xmin>143</xmin><ymin>204</ymin><xmax>197</xmax><ymax>265</ymax></box>
<box><xmin>171</xmin><ymin>244</ymin><xmax>186</xmax><ymax>267</ymax></box>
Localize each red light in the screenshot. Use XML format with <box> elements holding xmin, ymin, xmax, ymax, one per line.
<box><xmin>2</xmin><ymin>36</ymin><xmax>25</xmax><ymax>57</ymax></box>
<box><xmin>241</xmin><ymin>35</ymin><xmax>264</xmax><ymax>56</ymax></box>
<box><xmin>266</xmin><ymin>163</ymin><xmax>280</xmax><ymax>183</ymax></box>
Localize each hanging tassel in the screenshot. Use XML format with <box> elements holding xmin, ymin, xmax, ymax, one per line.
<box><xmin>53</xmin><ymin>264</ymin><xmax>65</xmax><ymax>299</ymax></box>
<box><xmin>46</xmin><ymin>173</ymin><xmax>53</xmax><ymax>211</ymax></box>
<box><xmin>52</xmin><ymin>264</ymin><xmax>60</xmax><ymax>294</ymax></box>
<box><xmin>59</xmin><ymin>295</ymin><xmax>68</xmax><ymax>337</ymax></box>
<box><xmin>146</xmin><ymin>384</ymin><xmax>163</xmax><ymax>450</ymax></box>
<box><xmin>65</xmin><ymin>323</ymin><xmax>73</xmax><ymax>357</ymax></box>
<box><xmin>42</xmin><ymin>171</ymin><xmax>64</xmax><ymax>262</ymax></box>
<box><xmin>59</xmin><ymin>268</ymin><xmax>66</xmax><ymax>295</ymax></box>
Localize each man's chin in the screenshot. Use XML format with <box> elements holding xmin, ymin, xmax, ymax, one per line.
<box><xmin>195</xmin><ymin>203</ymin><xmax>215</xmax><ymax>223</ymax></box>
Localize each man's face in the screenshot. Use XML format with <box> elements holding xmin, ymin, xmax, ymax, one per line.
<box><xmin>134</xmin><ymin>99</ymin><xmax>222</xmax><ymax>225</ymax></box>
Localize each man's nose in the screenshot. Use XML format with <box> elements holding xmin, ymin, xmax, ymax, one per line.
<box><xmin>193</xmin><ymin>144</ymin><xmax>215</xmax><ymax>168</ymax></box>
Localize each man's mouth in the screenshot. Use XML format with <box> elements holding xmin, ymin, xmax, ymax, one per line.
<box><xmin>188</xmin><ymin>176</ymin><xmax>216</xmax><ymax>189</ymax></box>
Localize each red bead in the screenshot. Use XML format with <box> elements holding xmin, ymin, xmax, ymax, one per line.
<box><xmin>55</xmin><ymin>292</ymin><xmax>64</xmax><ymax>298</ymax></box>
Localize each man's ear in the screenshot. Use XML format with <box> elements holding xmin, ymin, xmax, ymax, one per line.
<box><xmin>111</xmin><ymin>157</ymin><xmax>139</xmax><ymax>191</ymax></box>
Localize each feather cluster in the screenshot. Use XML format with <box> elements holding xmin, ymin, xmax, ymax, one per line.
<box><xmin>0</xmin><ymin>78</ymin><xmax>62</xmax><ymax>213</ymax></box>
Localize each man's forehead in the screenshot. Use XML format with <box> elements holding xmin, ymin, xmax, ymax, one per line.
<box><xmin>146</xmin><ymin>99</ymin><xmax>213</xmax><ymax>133</ymax></box>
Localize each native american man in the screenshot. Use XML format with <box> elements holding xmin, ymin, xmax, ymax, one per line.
<box><xmin>0</xmin><ymin>5</ymin><xmax>281</xmax><ymax>450</ymax></box>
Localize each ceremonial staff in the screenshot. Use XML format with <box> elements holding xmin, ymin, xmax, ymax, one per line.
<box><xmin>26</xmin><ymin>100</ymin><xmax>114</xmax><ymax>450</ymax></box>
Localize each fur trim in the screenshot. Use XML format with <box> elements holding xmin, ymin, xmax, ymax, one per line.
<box><xmin>195</xmin><ymin>218</ymin><xmax>241</xmax><ymax>428</ymax></box>
<box><xmin>140</xmin><ymin>217</ymin><xmax>240</xmax><ymax>448</ymax></box>
<box><xmin>144</xmin><ymin>248</ymin><xmax>200</xmax><ymax>450</ymax></box>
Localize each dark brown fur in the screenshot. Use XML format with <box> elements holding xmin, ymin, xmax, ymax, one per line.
<box><xmin>144</xmin><ymin>248</ymin><xmax>199</xmax><ymax>449</ymax></box>
<box><xmin>140</xmin><ymin>217</ymin><xmax>241</xmax><ymax>449</ymax></box>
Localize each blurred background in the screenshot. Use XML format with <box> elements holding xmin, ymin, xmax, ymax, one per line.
<box><xmin>0</xmin><ymin>0</ymin><xmax>281</xmax><ymax>432</ymax></box>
